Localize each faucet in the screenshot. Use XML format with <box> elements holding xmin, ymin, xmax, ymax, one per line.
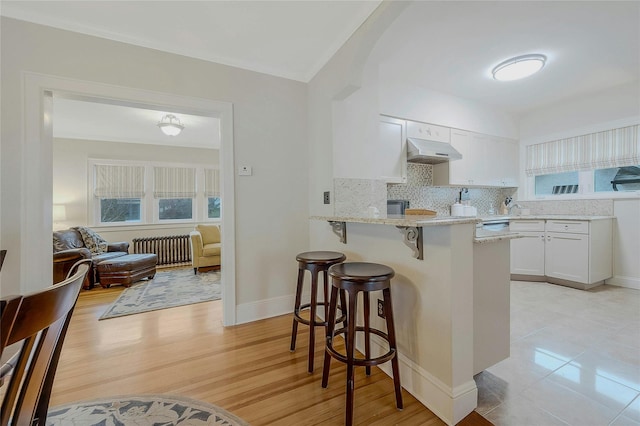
<box><xmin>508</xmin><ymin>203</ymin><xmax>523</xmax><ymax>215</ymax></box>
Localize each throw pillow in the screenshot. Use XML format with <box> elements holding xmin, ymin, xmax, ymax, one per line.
<box><xmin>73</xmin><ymin>226</ymin><xmax>108</xmax><ymax>254</ymax></box>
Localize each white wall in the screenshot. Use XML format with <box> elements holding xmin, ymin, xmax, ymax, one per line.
<box><xmin>0</xmin><ymin>18</ymin><xmax>309</xmax><ymax>315</ymax></box>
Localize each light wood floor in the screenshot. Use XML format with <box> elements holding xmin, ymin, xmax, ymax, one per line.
<box><xmin>51</xmin><ymin>284</ymin><xmax>491</xmax><ymax>425</ymax></box>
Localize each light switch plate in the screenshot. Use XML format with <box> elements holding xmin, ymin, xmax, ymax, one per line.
<box><xmin>239</xmin><ymin>165</ymin><xmax>252</xmax><ymax>176</ymax></box>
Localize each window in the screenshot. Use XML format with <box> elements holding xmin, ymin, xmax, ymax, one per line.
<box><xmin>90</xmin><ymin>161</ymin><xmax>220</xmax><ymax>225</ymax></box>
<box><xmin>535</xmin><ymin>172</ymin><xmax>579</xmax><ymax>195</ymax></box>
<box><xmin>94</xmin><ymin>164</ymin><xmax>145</xmax><ymax>224</ymax></box>
<box><xmin>100</xmin><ymin>198</ymin><xmax>141</xmax><ymax>222</ymax></box>
<box><xmin>595</xmin><ymin>165</ymin><xmax>640</xmax><ymax>192</ymax></box>
<box><xmin>527</xmin><ymin>125</ymin><xmax>640</xmax><ymax>197</ymax></box>
<box><xmin>205</xmin><ymin>169</ymin><xmax>221</xmax><ymax>219</ymax></box>
<box><xmin>154</xmin><ymin>167</ymin><xmax>196</xmax><ymax>221</ymax></box>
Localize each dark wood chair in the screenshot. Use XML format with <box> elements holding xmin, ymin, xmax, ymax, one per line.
<box><xmin>0</xmin><ymin>260</ymin><xmax>90</xmax><ymax>426</ymax></box>
<box><xmin>0</xmin><ymin>249</ymin><xmax>7</xmax><ymax>271</ymax></box>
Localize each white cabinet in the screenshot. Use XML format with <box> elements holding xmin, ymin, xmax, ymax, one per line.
<box><xmin>510</xmin><ymin>219</ymin><xmax>613</xmax><ymax>289</ymax></box>
<box><xmin>406</xmin><ymin>121</ymin><xmax>450</xmax><ymax>143</ymax></box>
<box><xmin>378</xmin><ymin>116</ymin><xmax>407</xmax><ymax>184</ymax></box>
<box><xmin>545</xmin><ymin>232</ymin><xmax>589</xmax><ymax>283</ymax></box>
<box><xmin>433</xmin><ymin>130</ymin><xmax>519</xmax><ymax>187</ymax></box>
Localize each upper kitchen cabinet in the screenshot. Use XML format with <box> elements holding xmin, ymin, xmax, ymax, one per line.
<box><xmin>433</xmin><ymin>130</ymin><xmax>519</xmax><ymax>187</ymax></box>
<box><xmin>406</xmin><ymin>121</ymin><xmax>450</xmax><ymax>143</ymax></box>
<box><xmin>378</xmin><ymin>115</ymin><xmax>407</xmax><ymax>183</ymax></box>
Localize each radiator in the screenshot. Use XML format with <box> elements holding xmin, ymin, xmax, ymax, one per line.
<box><xmin>132</xmin><ymin>235</ymin><xmax>191</xmax><ymax>267</ymax></box>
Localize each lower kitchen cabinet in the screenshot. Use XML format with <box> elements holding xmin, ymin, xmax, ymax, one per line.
<box><xmin>510</xmin><ymin>218</ymin><xmax>613</xmax><ymax>289</ymax></box>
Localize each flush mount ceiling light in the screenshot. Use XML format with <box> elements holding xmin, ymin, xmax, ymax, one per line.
<box><xmin>492</xmin><ymin>54</ymin><xmax>547</xmax><ymax>81</ymax></box>
<box><xmin>157</xmin><ymin>114</ymin><xmax>184</xmax><ymax>136</ymax></box>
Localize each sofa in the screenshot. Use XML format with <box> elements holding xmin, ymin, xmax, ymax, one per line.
<box><xmin>53</xmin><ymin>228</ymin><xmax>129</xmax><ymax>289</ymax></box>
<box><xmin>189</xmin><ymin>224</ymin><xmax>221</xmax><ymax>274</ymax></box>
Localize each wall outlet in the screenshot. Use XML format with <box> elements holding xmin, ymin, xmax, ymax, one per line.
<box><xmin>377</xmin><ymin>299</ymin><xmax>385</xmax><ymax>318</ymax></box>
<box><xmin>323</xmin><ymin>191</ymin><xmax>330</xmax><ymax>204</ymax></box>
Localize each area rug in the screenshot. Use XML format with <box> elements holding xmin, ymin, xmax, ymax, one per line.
<box><xmin>47</xmin><ymin>394</ymin><xmax>249</xmax><ymax>426</ymax></box>
<box><xmin>99</xmin><ymin>268</ymin><xmax>221</xmax><ymax>320</ymax></box>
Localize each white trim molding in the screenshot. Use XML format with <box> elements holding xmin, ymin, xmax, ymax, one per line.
<box><xmin>23</xmin><ymin>72</ymin><xmax>237</xmax><ymax>325</ymax></box>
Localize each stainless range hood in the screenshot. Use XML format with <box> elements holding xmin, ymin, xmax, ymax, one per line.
<box><xmin>407</xmin><ymin>137</ymin><xmax>462</xmax><ymax>164</ymax></box>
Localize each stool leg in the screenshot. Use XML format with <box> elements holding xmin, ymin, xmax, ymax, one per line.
<box><xmin>363</xmin><ymin>291</ymin><xmax>371</xmax><ymax>376</ymax></box>
<box><xmin>322</xmin><ymin>269</ymin><xmax>329</xmax><ymax>321</ymax></box>
<box><xmin>322</xmin><ymin>285</ymin><xmax>339</xmax><ymax>388</ymax></box>
<box><xmin>345</xmin><ymin>288</ymin><xmax>358</xmax><ymax>426</ymax></box>
<box><xmin>339</xmin><ymin>289</ymin><xmax>348</xmax><ymax>330</ymax></box>
<box><xmin>383</xmin><ymin>288</ymin><xmax>403</xmax><ymax>410</ymax></box>
<box><xmin>290</xmin><ymin>267</ymin><xmax>305</xmax><ymax>352</ymax></box>
<box><xmin>308</xmin><ymin>268</ymin><xmax>320</xmax><ymax>373</ymax></box>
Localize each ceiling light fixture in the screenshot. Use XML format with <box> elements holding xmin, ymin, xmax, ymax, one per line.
<box><xmin>492</xmin><ymin>54</ymin><xmax>547</xmax><ymax>81</ymax></box>
<box><xmin>157</xmin><ymin>114</ymin><xmax>184</xmax><ymax>136</ymax></box>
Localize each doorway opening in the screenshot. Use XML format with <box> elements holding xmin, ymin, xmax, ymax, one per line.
<box><xmin>23</xmin><ymin>73</ymin><xmax>237</xmax><ymax>325</ymax></box>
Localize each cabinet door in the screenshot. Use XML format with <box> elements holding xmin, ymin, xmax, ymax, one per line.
<box><xmin>446</xmin><ymin>129</ymin><xmax>477</xmax><ymax>185</ymax></box>
<box><xmin>545</xmin><ymin>232</ymin><xmax>589</xmax><ymax>283</ymax></box>
<box><xmin>378</xmin><ymin>116</ymin><xmax>407</xmax><ymax>183</ymax></box>
<box><xmin>510</xmin><ymin>232</ymin><xmax>545</xmax><ymax>276</ymax></box>
<box><xmin>489</xmin><ymin>136</ymin><xmax>519</xmax><ymax>187</ymax></box>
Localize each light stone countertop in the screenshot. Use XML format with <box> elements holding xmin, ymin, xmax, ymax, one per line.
<box><xmin>311</xmin><ymin>214</ymin><xmax>480</xmax><ymax>227</ymax></box>
<box><xmin>311</xmin><ymin>214</ymin><xmax>614</xmax><ymax>245</ymax></box>
<box><xmin>482</xmin><ymin>214</ymin><xmax>615</xmax><ymax>221</ymax></box>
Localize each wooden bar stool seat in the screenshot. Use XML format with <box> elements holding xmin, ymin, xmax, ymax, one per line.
<box><xmin>290</xmin><ymin>251</ymin><xmax>347</xmax><ymax>373</ymax></box>
<box><xmin>321</xmin><ymin>262</ymin><xmax>403</xmax><ymax>426</ymax></box>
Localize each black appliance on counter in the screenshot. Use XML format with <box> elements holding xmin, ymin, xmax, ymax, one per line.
<box><xmin>387</xmin><ymin>200</ymin><xmax>409</xmax><ymax>215</ymax></box>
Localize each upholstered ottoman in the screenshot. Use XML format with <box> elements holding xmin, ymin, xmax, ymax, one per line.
<box><xmin>97</xmin><ymin>253</ymin><xmax>158</xmax><ymax>288</ymax></box>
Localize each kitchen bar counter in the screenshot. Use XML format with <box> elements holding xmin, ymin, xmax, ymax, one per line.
<box><xmin>309</xmin><ymin>215</ymin><xmax>512</xmax><ymax>425</ymax></box>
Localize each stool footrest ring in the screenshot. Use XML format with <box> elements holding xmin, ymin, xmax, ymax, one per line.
<box><xmin>293</xmin><ymin>302</ymin><xmax>346</xmax><ymax>327</ymax></box>
<box><xmin>325</xmin><ymin>326</ymin><xmax>397</xmax><ymax>366</ymax></box>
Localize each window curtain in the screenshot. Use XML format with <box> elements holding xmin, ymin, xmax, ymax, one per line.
<box><xmin>94</xmin><ymin>164</ymin><xmax>145</xmax><ymax>198</ymax></box>
<box><xmin>526</xmin><ymin>125</ymin><xmax>639</xmax><ymax>176</ymax></box>
<box><xmin>204</xmin><ymin>169</ymin><xmax>220</xmax><ymax>197</ymax></box>
<box><xmin>153</xmin><ymin>167</ymin><xmax>196</xmax><ymax>198</ymax></box>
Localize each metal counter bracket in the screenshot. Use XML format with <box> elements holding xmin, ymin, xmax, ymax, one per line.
<box><xmin>328</xmin><ymin>221</ymin><xmax>347</xmax><ymax>244</ymax></box>
<box><xmin>396</xmin><ymin>226</ymin><xmax>423</xmax><ymax>260</ymax></box>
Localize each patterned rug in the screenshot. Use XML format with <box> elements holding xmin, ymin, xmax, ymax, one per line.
<box><xmin>47</xmin><ymin>394</ymin><xmax>249</xmax><ymax>426</ymax></box>
<box><xmin>99</xmin><ymin>268</ymin><xmax>221</xmax><ymax>320</ymax></box>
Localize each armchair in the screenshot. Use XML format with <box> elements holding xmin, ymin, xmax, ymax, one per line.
<box><xmin>189</xmin><ymin>224</ymin><xmax>221</xmax><ymax>274</ymax></box>
<box><xmin>53</xmin><ymin>227</ymin><xmax>129</xmax><ymax>289</ymax></box>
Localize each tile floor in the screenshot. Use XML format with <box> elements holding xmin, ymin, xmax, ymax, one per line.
<box><xmin>475</xmin><ymin>281</ymin><xmax>640</xmax><ymax>426</ymax></box>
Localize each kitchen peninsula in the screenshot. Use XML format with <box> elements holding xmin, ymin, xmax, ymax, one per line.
<box><xmin>310</xmin><ymin>214</ymin><xmax>521</xmax><ymax>425</ymax></box>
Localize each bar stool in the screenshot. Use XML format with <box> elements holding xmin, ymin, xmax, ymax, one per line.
<box><xmin>321</xmin><ymin>262</ymin><xmax>403</xmax><ymax>426</ymax></box>
<box><xmin>290</xmin><ymin>251</ymin><xmax>347</xmax><ymax>373</ymax></box>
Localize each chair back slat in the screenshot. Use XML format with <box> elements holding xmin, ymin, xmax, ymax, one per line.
<box><xmin>0</xmin><ymin>261</ymin><xmax>89</xmax><ymax>426</ymax></box>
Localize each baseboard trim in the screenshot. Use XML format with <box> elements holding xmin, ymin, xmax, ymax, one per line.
<box><xmin>236</xmin><ymin>294</ymin><xmax>294</xmax><ymax>325</ymax></box>
<box><xmin>365</xmin><ymin>335</ymin><xmax>477</xmax><ymax>425</ymax></box>
<box><xmin>606</xmin><ymin>275</ymin><xmax>640</xmax><ymax>290</ymax></box>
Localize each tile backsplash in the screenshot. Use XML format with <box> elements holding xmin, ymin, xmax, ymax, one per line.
<box><xmin>333</xmin><ymin>164</ymin><xmax>615</xmax><ymax>217</ymax></box>
<box><xmin>386</xmin><ymin>164</ymin><xmax>517</xmax><ymax>216</ymax></box>
<box><xmin>334</xmin><ymin>164</ymin><xmax>517</xmax><ymax>217</ymax></box>
<box><xmin>518</xmin><ymin>199</ymin><xmax>614</xmax><ymax>216</ymax></box>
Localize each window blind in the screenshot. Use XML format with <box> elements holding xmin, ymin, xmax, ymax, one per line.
<box><xmin>204</xmin><ymin>169</ymin><xmax>220</xmax><ymax>197</ymax></box>
<box><xmin>94</xmin><ymin>164</ymin><xmax>145</xmax><ymax>198</ymax></box>
<box><xmin>153</xmin><ymin>167</ymin><xmax>196</xmax><ymax>198</ymax></box>
<box><xmin>526</xmin><ymin>125</ymin><xmax>639</xmax><ymax>176</ymax></box>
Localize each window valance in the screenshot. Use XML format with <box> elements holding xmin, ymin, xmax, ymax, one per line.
<box><xmin>94</xmin><ymin>164</ymin><xmax>145</xmax><ymax>198</ymax></box>
<box><xmin>204</xmin><ymin>169</ymin><xmax>220</xmax><ymax>197</ymax></box>
<box><xmin>153</xmin><ymin>167</ymin><xmax>196</xmax><ymax>198</ymax></box>
<box><xmin>526</xmin><ymin>125</ymin><xmax>639</xmax><ymax>176</ymax></box>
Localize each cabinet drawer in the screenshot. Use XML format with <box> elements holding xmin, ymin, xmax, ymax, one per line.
<box><xmin>406</xmin><ymin>121</ymin><xmax>450</xmax><ymax>143</ymax></box>
<box><xmin>546</xmin><ymin>220</ymin><xmax>589</xmax><ymax>234</ymax></box>
<box><xmin>509</xmin><ymin>220</ymin><xmax>545</xmax><ymax>232</ymax></box>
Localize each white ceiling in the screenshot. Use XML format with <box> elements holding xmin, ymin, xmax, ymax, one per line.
<box><xmin>53</xmin><ymin>98</ymin><xmax>221</xmax><ymax>149</ymax></box>
<box><xmin>3</xmin><ymin>1</ymin><xmax>639</xmax><ymax>145</ymax></box>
